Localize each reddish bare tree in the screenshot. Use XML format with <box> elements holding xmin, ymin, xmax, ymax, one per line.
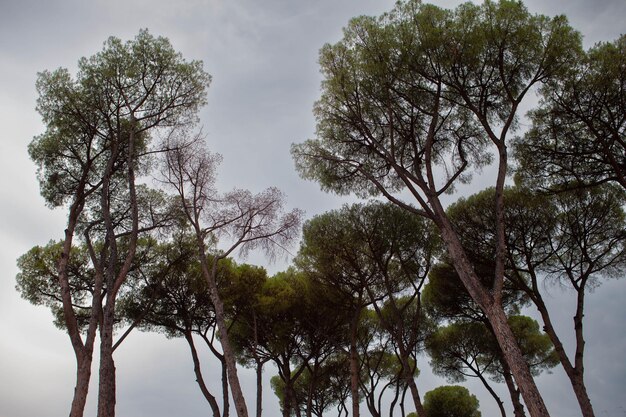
<box><xmin>163</xmin><ymin>134</ymin><xmax>302</xmax><ymax>417</ymax></box>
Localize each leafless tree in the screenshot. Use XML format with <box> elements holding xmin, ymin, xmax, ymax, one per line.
<box><xmin>162</xmin><ymin>133</ymin><xmax>303</xmax><ymax>417</ymax></box>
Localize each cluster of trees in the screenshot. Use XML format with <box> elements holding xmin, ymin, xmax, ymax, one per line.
<box><xmin>17</xmin><ymin>30</ymin><xmax>301</xmax><ymax>417</ymax></box>
<box><xmin>17</xmin><ymin>1</ymin><xmax>625</xmax><ymax>417</ymax></box>
<box><xmin>291</xmin><ymin>1</ymin><xmax>625</xmax><ymax>417</ymax></box>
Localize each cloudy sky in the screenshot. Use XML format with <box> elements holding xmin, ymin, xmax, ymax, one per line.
<box><xmin>1</xmin><ymin>0</ymin><xmax>625</xmax><ymax>416</ymax></box>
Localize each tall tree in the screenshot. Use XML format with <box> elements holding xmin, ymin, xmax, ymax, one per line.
<box><xmin>292</xmin><ymin>2</ymin><xmax>581</xmax><ymax>415</ymax></box>
<box><xmin>295</xmin><ymin>202</ymin><xmax>436</xmax><ymax>417</ymax></box>
<box><xmin>426</xmin><ymin>317</ymin><xmax>558</xmax><ymax>417</ymax></box>
<box><xmin>162</xmin><ymin>134</ymin><xmax>302</xmax><ymax>417</ymax></box>
<box><xmin>28</xmin><ymin>30</ymin><xmax>210</xmax><ymax>417</ymax></box>
<box><xmin>120</xmin><ymin>237</ymin><xmax>268</xmax><ymax>417</ymax></box>
<box><xmin>514</xmin><ymin>35</ymin><xmax>626</xmax><ymax>191</ymax></box>
<box><xmin>423</xmin><ymin>261</ymin><xmax>535</xmax><ymax>417</ymax></box>
<box><xmin>446</xmin><ymin>185</ymin><xmax>626</xmax><ymax>417</ymax></box>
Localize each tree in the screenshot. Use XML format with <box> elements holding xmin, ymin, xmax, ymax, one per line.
<box><xmin>295</xmin><ymin>202</ymin><xmax>436</xmax><ymax>417</ymax></box>
<box><xmin>355</xmin><ymin>309</ymin><xmax>420</xmax><ymax>417</ymax></box>
<box><xmin>446</xmin><ymin>185</ymin><xmax>626</xmax><ymax>417</ymax></box>
<box><xmin>120</xmin><ymin>236</ymin><xmax>269</xmax><ymax>417</ymax></box>
<box><xmin>162</xmin><ymin>134</ymin><xmax>302</xmax><ymax>417</ymax></box>
<box><xmin>423</xmin><ymin>386</ymin><xmax>481</xmax><ymax>417</ymax></box>
<box><xmin>514</xmin><ymin>35</ymin><xmax>626</xmax><ymax>191</ymax></box>
<box><xmin>292</xmin><ymin>2</ymin><xmax>581</xmax><ymax>416</ymax></box>
<box><xmin>221</xmin><ymin>261</ymin><xmax>270</xmax><ymax>417</ymax></box>
<box><xmin>426</xmin><ymin>317</ymin><xmax>558</xmax><ymax>417</ymax></box>
<box><xmin>27</xmin><ymin>30</ymin><xmax>210</xmax><ymax>417</ymax></box>
<box><xmin>424</xmin><ymin>261</ymin><xmax>535</xmax><ymax>417</ymax></box>
<box><xmin>269</xmin><ymin>356</ymin><xmax>350</xmax><ymax>417</ymax></box>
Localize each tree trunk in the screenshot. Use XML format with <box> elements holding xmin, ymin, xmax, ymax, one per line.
<box><xmin>305</xmin><ymin>361</ymin><xmax>319</xmax><ymax>417</ymax></box>
<box><xmin>282</xmin><ymin>363</ymin><xmax>293</xmax><ymax>417</ymax></box>
<box><xmin>398</xmin><ymin>350</ymin><xmax>425</xmax><ymax>417</ymax></box>
<box><xmin>349</xmin><ymin>310</ymin><xmax>360</xmax><ymax>417</ymax></box>
<box><xmin>222</xmin><ymin>357</ymin><xmax>230</xmax><ymax>417</ymax></box>
<box><xmin>255</xmin><ymin>360</ymin><xmax>263</xmax><ymax>417</ymax></box>
<box><xmin>69</xmin><ymin>354</ymin><xmax>93</xmax><ymax>417</ymax></box>
<box><xmin>59</xmin><ymin>184</ymin><xmax>99</xmax><ymax>417</ymax></box>
<box><xmin>97</xmin><ymin>304</ymin><xmax>117</xmax><ymax>417</ymax></box>
<box><xmin>366</xmin><ymin>287</ymin><xmax>425</xmax><ymax>417</ymax></box>
<box><xmin>195</xmin><ymin>240</ymin><xmax>249</xmax><ymax>417</ymax></box>
<box><xmin>184</xmin><ymin>331</ymin><xmax>221</xmax><ymax>417</ymax></box>
<box><xmin>472</xmin><ymin>365</ymin><xmax>507</xmax><ymax>417</ymax></box>
<box><xmin>502</xmin><ymin>367</ymin><xmax>525</xmax><ymax>417</ymax></box>
<box><xmin>433</xmin><ymin>212</ymin><xmax>550</xmax><ymax>417</ymax></box>
<box><xmin>252</xmin><ymin>313</ymin><xmax>263</xmax><ymax>417</ymax></box>
<box><xmin>528</xmin><ymin>291</ymin><xmax>595</xmax><ymax>417</ymax></box>
<box><xmin>485</xmin><ymin>303</ymin><xmax>548</xmax><ymax>417</ymax></box>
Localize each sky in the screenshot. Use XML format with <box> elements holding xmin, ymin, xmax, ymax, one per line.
<box><xmin>0</xmin><ymin>0</ymin><xmax>625</xmax><ymax>416</ymax></box>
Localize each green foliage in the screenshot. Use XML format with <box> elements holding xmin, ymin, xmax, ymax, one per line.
<box><xmin>507</xmin><ymin>316</ymin><xmax>559</xmax><ymax>378</ymax></box>
<box><xmin>443</xmin><ymin>185</ymin><xmax>626</xmax><ymax>291</ymax></box>
<box><xmin>30</xmin><ymin>29</ymin><xmax>210</xmax><ymax>208</ymax></box>
<box><xmin>426</xmin><ymin>321</ymin><xmax>496</xmax><ymax>383</ymax></box>
<box><xmin>296</xmin><ymin>201</ymin><xmax>437</xmax><ymax>302</ymax></box>
<box><xmin>16</xmin><ymin>241</ymin><xmax>94</xmax><ymax>329</ymax></box>
<box><xmin>423</xmin><ymin>385</ymin><xmax>481</xmax><ymax>417</ymax></box>
<box><xmin>16</xmin><ymin>237</ymin><xmax>159</xmax><ymax>331</ymax></box>
<box><xmin>426</xmin><ymin>316</ymin><xmax>558</xmax><ymax>384</ymax></box>
<box><xmin>121</xmin><ymin>236</ymin><xmax>268</xmax><ymax>341</ymax></box>
<box><xmin>423</xmin><ymin>261</ymin><xmax>526</xmax><ymax>323</ymax></box>
<box><xmin>514</xmin><ymin>34</ymin><xmax>626</xmax><ymax>190</ymax></box>
<box><xmin>293</xmin><ymin>0</ymin><xmax>580</xmax><ymax>198</ymax></box>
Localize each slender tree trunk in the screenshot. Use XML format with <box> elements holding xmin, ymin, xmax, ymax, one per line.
<box><xmin>388</xmin><ymin>380</ymin><xmax>399</xmax><ymax>417</ymax></box>
<box><xmin>573</xmin><ymin>285</ymin><xmax>594</xmax><ymax>417</ymax></box>
<box><xmin>59</xmin><ymin>182</ymin><xmax>98</xmax><ymax>417</ymax></box>
<box><xmin>222</xmin><ymin>356</ymin><xmax>230</xmax><ymax>417</ymax></box>
<box><xmin>184</xmin><ymin>331</ymin><xmax>221</xmax><ymax>417</ymax></box>
<box><xmin>349</xmin><ymin>310</ymin><xmax>360</xmax><ymax>417</ymax></box>
<box><xmin>194</xmin><ymin>239</ymin><xmax>249</xmax><ymax>417</ymax></box>
<box><xmin>282</xmin><ymin>363</ymin><xmax>293</xmax><ymax>417</ymax></box>
<box><xmin>528</xmin><ymin>290</ymin><xmax>595</xmax><ymax>417</ymax></box>
<box><xmin>305</xmin><ymin>362</ymin><xmax>319</xmax><ymax>417</ymax></box>
<box><xmin>399</xmin><ymin>385</ymin><xmax>408</xmax><ymax>417</ymax></box>
<box><xmin>252</xmin><ymin>313</ymin><xmax>263</xmax><ymax>417</ymax></box>
<box><xmin>502</xmin><ymin>366</ymin><xmax>525</xmax><ymax>417</ymax></box>
<box><xmin>397</xmin><ymin>350</ymin><xmax>425</xmax><ymax>417</ymax></box>
<box><xmin>473</xmin><ymin>365</ymin><xmax>507</xmax><ymax>417</ymax></box>
<box><xmin>203</xmin><ymin>337</ymin><xmax>229</xmax><ymax>417</ymax></box>
<box><xmin>366</xmin><ymin>288</ymin><xmax>425</xmax><ymax>417</ymax></box>
<box><xmin>255</xmin><ymin>360</ymin><xmax>263</xmax><ymax>417</ymax></box>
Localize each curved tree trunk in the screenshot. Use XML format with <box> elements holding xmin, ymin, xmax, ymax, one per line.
<box><xmin>471</xmin><ymin>364</ymin><xmax>507</xmax><ymax>417</ymax></box>
<box><xmin>195</xmin><ymin>238</ymin><xmax>249</xmax><ymax>417</ymax></box>
<box><xmin>203</xmin><ymin>336</ymin><xmax>229</xmax><ymax>417</ymax></box>
<box><xmin>184</xmin><ymin>331</ymin><xmax>221</xmax><ymax>417</ymax></box>
<box><xmin>526</xmin><ymin>286</ymin><xmax>595</xmax><ymax>417</ymax></box>
<box><xmin>502</xmin><ymin>366</ymin><xmax>526</xmax><ymax>417</ymax></box>
<box><xmin>398</xmin><ymin>350</ymin><xmax>425</xmax><ymax>417</ymax></box>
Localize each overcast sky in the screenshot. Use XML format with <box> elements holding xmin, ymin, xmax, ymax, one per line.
<box><xmin>1</xmin><ymin>1</ymin><xmax>625</xmax><ymax>416</ymax></box>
